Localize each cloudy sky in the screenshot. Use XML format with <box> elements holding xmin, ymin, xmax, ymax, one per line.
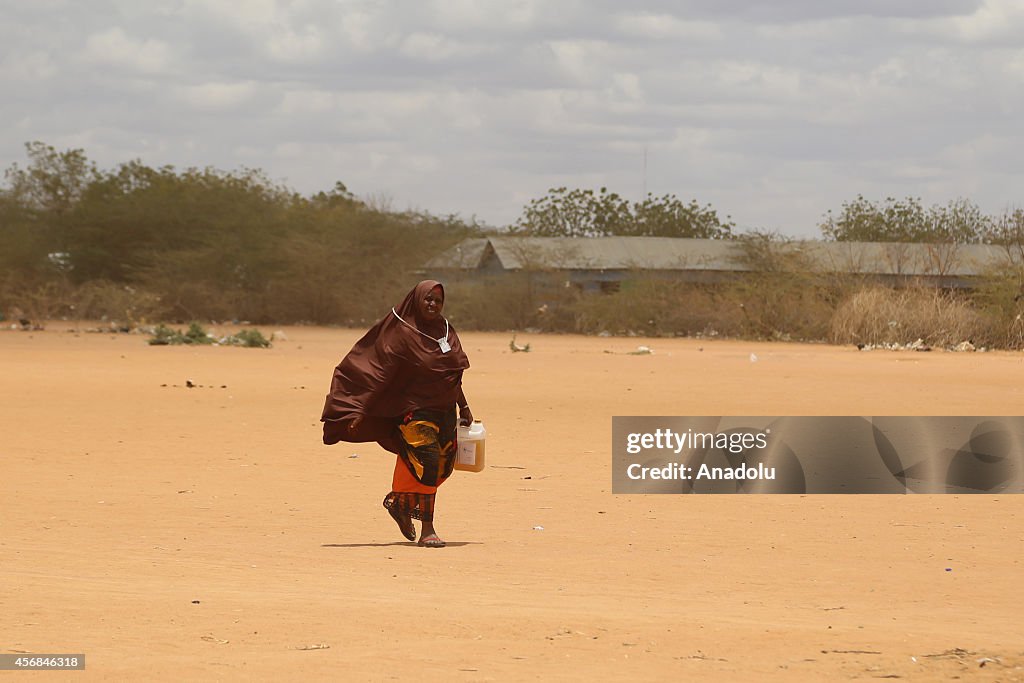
<box><xmin>2</xmin><ymin>0</ymin><xmax>1022</xmax><ymax>236</ymax></box>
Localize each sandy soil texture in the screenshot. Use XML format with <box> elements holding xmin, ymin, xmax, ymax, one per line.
<box><xmin>2</xmin><ymin>325</ymin><xmax>1023</xmax><ymax>681</ymax></box>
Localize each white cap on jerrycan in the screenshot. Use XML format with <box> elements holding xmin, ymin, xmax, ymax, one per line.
<box><xmin>455</xmin><ymin>419</ymin><xmax>486</xmax><ymax>472</ymax></box>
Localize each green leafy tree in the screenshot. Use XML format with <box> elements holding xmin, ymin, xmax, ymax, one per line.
<box><xmin>270</xmin><ymin>202</ymin><xmax>475</xmax><ymax>324</ymax></box>
<box><xmin>1</xmin><ymin>142</ymin><xmax>99</xmax><ymax>278</ymax></box>
<box><xmin>820</xmin><ymin>195</ymin><xmax>988</xmax><ymax>243</ymax></box>
<box><xmin>629</xmin><ymin>193</ymin><xmax>733</xmax><ymax>238</ymax></box>
<box><xmin>0</xmin><ymin>190</ymin><xmax>49</xmax><ymax>276</ymax></box>
<box><xmin>513</xmin><ymin>187</ymin><xmax>733</xmax><ymax>238</ymax></box>
<box><xmin>3</xmin><ymin>141</ymin><xmax>97</xmax><ymax>217</ymax></box>
<box><xmin>981</xmin><ymin>207</ymin><xmax>1024</xmax><ymax>254</ymax></box>
<box><xmin>935</xmin><ymin>198</ymin><xmax>989</xmax><ymax>244</ymax></box>
<box><xmin>512</xmin><ymin>187</ymin><xmax>630</xmax><ymax>237</ymax></box>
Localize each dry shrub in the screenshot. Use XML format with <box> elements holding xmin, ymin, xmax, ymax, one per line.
<box><xmin>71</xmin><ymin>281</ymin><xmax>162</xmax><ymax>324</ymax></box>
<box><xmin>1007</xmin><ymin>315</ymin><xmax>1024</xmax><ymax>350</ymax></box>
<box><xmin>717</xmin><ymin>272</ymin><xmax>834</xmax><ymax>341</ymax></box>
<box><xmin>142</xmin><ymin>277</ymin><xmax>242</xmax><ymax>323</ymax></box>
<box><xmin>971</xmin><ymin>266</ymin><xmax>1024</xmax><ymax>350</ymax></box>
<box><xmin>0</xmin><ymin>273</ymin><xmax>74</xmax><ymax>324</ymax></box>
<box><xmin>715</xmin><ymin>232</ymin><xmax>838</xmax><ymax>341</ymax></box>
<box><xmin>446</xmin><ymin>272</ymin><xmax>580</xmax><ymax>331</ymax></box>
<box><xmin>573</xmin><ymin>276</ymin><xmax>733</xmax><ymax>337</ymax></box>
<box><xmin>829</xmin><ymin>286</ymin><xmax>987</xmax><ymax>346</ymax></box>
<box><xmin>455</xmin><ymin>268</ymin><xmax>841</xmax><ymax>340</ymax></box>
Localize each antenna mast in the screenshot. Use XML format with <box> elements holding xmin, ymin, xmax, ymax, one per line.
<box><xmin>643</xmin><ymin>145</ymin><xmax>648</xmax><ymax>199</ymax></box>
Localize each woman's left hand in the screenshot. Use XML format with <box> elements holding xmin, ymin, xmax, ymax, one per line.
<box><xmin>459</xmin><ymin>405</ymin><xmax>474</xmax><ymax>427</ymax></box>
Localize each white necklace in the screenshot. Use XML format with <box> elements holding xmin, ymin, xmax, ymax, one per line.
<box><xmin>392</xmin><ymin>308</ymin><xmax>451</xmax><ymax>353</ymax></box>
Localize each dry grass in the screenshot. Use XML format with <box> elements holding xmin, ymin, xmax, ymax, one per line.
<box><xmin>572</xmin><ymin>277</ymin><xmax>733</xmax><ymax>337</ymax></box>
<box><xmin>8</xmin><ymin>264</ymin><xmax>1024</xmax><ymax>350</ymax></box>
<box><xmin>71</xmin><ymin>281</ymin><xmax>163</xmax><ymax>325</ymax></box>
<box><xmin>828</xmin><ymin>286</ymin><xmax>988</xmax><ymax>347</ymax></box>
<box><xmin>971</xmin><ymin>265</ymin><xmax>1024</xmax><ymax>350</ymax></box>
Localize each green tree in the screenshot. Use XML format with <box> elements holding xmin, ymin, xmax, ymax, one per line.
<box><xmin>981</xmin><ymin>207</ymin><xmax>1024</xmax><ymax>255</ymax></box>
<box><xmin>513</xmin><ymin>186</ymin><xmax>733</xmax><ymax>238</ymax></box>
<box><xmin>3</xmin><ymin>141</ymin><xmax>97</xmax><ymax>217</ymax></box>
<box><xmin>820</xmin><ymin>195</ymin><xmax>988</xmax><ymax>243</ymax></box>
<box><xmin>934</xmin><ymin>198</ymin><xmax>989</xmax><ymax>244</ymax></box>
<box><xmin>126</xmin><ymin>166</ymin><xmax>297</xmax><ymax>320</ymax></box>
<box><xmin>1</xmin><ymin>142</ymin><xmax>99</xmax><ymax>279</ymax></box>
<box><xmin>0</xmin><ymin>189</ymin><xmax>49</xmax><ymax>276</ymax></box>
<box><xmin>0</xmin><ymin>140</ymin><xmax>475</xmax><ymax>324</ymax></box>
<box><xmin>269</xmin><ymin>202</ymin><xmax>475</xmax><ymax>324</ymax></box>
<box><xmin>512</xmin><ymin>187</ymin><xmax>630</xmax><ymax>237</ymax></box>
<box><xmin>629</xmin><ymin>193</ymin><xmax>733</xmax><ymax>239</ymax></box>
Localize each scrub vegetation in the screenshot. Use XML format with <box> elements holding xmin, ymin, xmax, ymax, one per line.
<box><xmin>3</xmin><ymin>142</ymin><xmax>1024</xmax><ymax>348</ymax></box>
<box><xmin>0</xmin><ymin>142</ymin><xmax>477</xmax><ymax>327</ymax></box>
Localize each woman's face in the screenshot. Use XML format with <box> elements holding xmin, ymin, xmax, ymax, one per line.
<box><xmin>421</xmin><ymin>286</ymin><xmax>444</xmax><ymax>320</ymax></box>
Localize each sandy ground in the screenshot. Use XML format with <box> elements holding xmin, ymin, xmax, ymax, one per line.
<box><xmin>2</xmin><ymin>324</ymin><xmax>1023</xmax><ymax>681</ymax></box>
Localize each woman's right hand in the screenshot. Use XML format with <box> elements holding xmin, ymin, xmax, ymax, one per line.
<box><xmin>349</xmin><ymin>415</ymin><xmax>364</xmax><ymax>431</ymax></box>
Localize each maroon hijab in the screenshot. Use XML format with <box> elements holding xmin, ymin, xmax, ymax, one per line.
<box><xmin>321</xmin><ymin>280</ymin><xmax>470</xmax><ymax>453</ymax></box>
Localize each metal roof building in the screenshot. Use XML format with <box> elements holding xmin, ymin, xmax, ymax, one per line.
<box><xmin>424</xmin><ymin>237</ymin><xmax>1018</xmax><ymax>290</ymax></box>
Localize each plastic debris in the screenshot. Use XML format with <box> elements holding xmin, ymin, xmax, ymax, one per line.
<box><xmin>509</xmin><ymin>334</ymin><xmax>531</xmax><ymax>353</ymax></box>
<box><xmin>908</xmin><ymin>338</ymin><xmax>931</xmax><ymax>351</ymax></box>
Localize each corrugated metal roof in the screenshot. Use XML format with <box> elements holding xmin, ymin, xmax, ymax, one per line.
<box><xmin>800</xmin><ymin>242</ymin><xmax>1012</xmax><ymax>276</ymax></box>
<box><xmin>487</xmin><ymin>237</ymin><xmax>739</xmax><ymax>270</ymax></box>
<box><xmin>422</xmin><ymin>238</ymin><xmax>490</xmax><ymax>269</ymax></box>
<box><xmin>425</xmin><ymin>237</ymin><xmax>1019</xmax><ymax>277</ymax></box>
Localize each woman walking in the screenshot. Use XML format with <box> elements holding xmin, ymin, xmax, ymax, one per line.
<box><xmin>321</xmin><ymin>280</ymin><xmax>473</xmax><ymax>547</ymax></box>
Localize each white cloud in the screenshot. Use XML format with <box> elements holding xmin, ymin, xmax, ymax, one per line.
<box><xmin>0</xmin><ymin>51</ymin><xmax>57</xmax><ymax>81</ymax></box>
<box><xmin>1005</xmin><ymin>49</ymin><xmax>1024</xmax><ymax>80</ymax></box>
<box><xmin>608</xmin><ymin>72</ymin><xmax>643</xmax><ymax>102</ymax></box>
<box><xmin>3</xmin><ymin>1</ymin><xmax>1023</xmax><ymax>236</ymax></box>
<box><xmin>268</xmin><ymin>26</ymin><xmax>325</xmax><ymax>62</ymax></box>
<box><xmin>888</xmin><ymin>0</ymin><xmax>1024</xmax><ymax>44</ymax></box>
<box><xmin>713</xmin><ymin>61</ymin><xmax>803</xmax><ymax>99</ymax></box>
<box><xmin>336</xmin><ymin>7</ymin><xmax>396</xmax><ymax>53</ymax></box>
<box><xmin>180</xmin><ymin>0</ymin><xmax>280</xmax><ymax>28</ymax></box>
<box><xmin>427</xmin><ymin>0</ymin><xmax>546</xmax><ymax>32</ymax></box>
<box><xmin>616</xmin><ymin>13</ymin><xmax>723</xmax><ymax>41</ymax></box>
<box><xmin>82</xmin><ymin>27</ymin><xmax>173</xmax><ymax>73</ymax></box>
<box><xmin>176</xmin><ymin>81</ymin><xmax>259</xmax><ymax>111</ymax></box>
<box><xmin>278</xmin><ymin>88</ymin><xmax>339</xmax><ymax>116</ymax></box>
<box><xmin>546</xmin><ymin>39</ymin><xmax>619</xmax><ymax>86</ymax></box>
<box><xmin>399</xmin><ymin>32</ymin><xmax>488</xmax><ymax>61</ymax></box>
<box><xmin>937</xmin><ymin>0</ymin><xmax>1024</xmax><ymax>42</ymax></box>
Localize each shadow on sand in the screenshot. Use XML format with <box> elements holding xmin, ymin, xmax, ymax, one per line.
<box><xmin>322</xmin><ymin>541</ymin><xmax>481</xmax><ymax>548</ymax></box>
